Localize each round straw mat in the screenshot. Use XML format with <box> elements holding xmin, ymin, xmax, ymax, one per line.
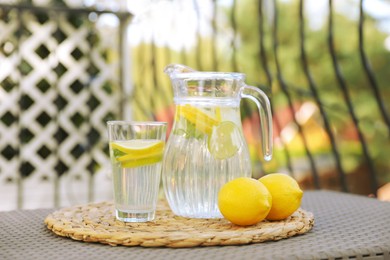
<box><xmin>45</xmin><ymin>201</ymin><xmax>314</xmax><ymax>248</ymax></box>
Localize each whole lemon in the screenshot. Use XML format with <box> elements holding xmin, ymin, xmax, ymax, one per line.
<box><xmin>259</xmin><ymin>173</ymin><xmax>303</xmax><ymax>221</ymax></box>
<box><xmin>218</xmin><ymin>177</ymin><xmax>272</xmax><ymax>226</ymax></box>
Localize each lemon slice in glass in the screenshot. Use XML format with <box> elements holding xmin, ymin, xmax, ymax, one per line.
<box><xmin>111</xmin><ymin>140</ymin><xmax>164</xmax><ymax>155</ymax></box>
<box><xmin>110</xmin><ymin>140</ymin><xmax>164</xmax><ymax>168</ymax></box>
<box><xmin>120</xmin><ymin>153</ymin><xmax>164</xmax><ymax>168</ymax></box>
<box><xmin>208</xmin><ymin>121</ymin><xmax>241</xmax><ymax>160</ymax></box>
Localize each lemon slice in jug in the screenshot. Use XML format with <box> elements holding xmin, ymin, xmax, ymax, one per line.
<box><xmin>178</xmin><ymin>105</ymin><xmax>220</xmax><ymax>136</ymax></box>
<box><xmin>208</xmin><ymin>121</ymin><xmax>241</xmax><ymax>160</ymax></box>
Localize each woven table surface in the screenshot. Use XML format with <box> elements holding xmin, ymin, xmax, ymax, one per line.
<box><xmin>1</xmin><ymin>191</ymin><xmax>390</xmax><ymax>260</ymax></box>
<box><xmin>44</xmin><ymin>201</ymin><xmax>313</xmax><ymax>248</ymax></box>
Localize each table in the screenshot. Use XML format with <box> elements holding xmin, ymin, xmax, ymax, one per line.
<box><xmin>1</xmin><ymin>191</ymin><xmax>390</xmax><ymax>260</ymax></box>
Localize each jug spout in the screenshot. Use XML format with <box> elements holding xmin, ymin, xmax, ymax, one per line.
<box><xmin>164</xmin><ymin>64</ymin><xmax>196</xmax><ymax>76</ymax></box>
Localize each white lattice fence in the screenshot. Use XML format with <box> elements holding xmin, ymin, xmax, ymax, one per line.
<box><xmin>0</xmin><ymin>2</ymin><xmax>131</xmax><ymax>210</ymax></box>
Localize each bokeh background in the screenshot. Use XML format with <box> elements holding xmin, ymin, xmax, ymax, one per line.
<box><xmin>0</xmin><ymin>0</ymin><xmax>389</xmax><ymax>210</ymax></box>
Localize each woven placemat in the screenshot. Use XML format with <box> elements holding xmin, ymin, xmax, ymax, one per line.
<box><xmin>44</xmin><ymin>201</ymin><xmax>314</xmax><ymax>248</ymax></box>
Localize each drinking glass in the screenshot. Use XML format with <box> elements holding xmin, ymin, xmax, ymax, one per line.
<box><xmin>107</xmin><ymin>121</ymin><xmax>167</xmax><ymax>222</ymax></box>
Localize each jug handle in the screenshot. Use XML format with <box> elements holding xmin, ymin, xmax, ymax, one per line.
<box><xmin>239</xmin><ymin>85</ymin><xmax>273</xmax><ymax>161</ymax></box>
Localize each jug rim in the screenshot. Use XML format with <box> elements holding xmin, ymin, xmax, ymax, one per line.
<box><xmin>167</xmin><ymin>71</ymin><xmax>245</xmax><ymax>80</ymax></box>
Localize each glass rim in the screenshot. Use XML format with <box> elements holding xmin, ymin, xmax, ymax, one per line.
<box><xmin>106</xmin><ymin>121</ymin><xmax>167</xmax><ymax>126</ymax></box>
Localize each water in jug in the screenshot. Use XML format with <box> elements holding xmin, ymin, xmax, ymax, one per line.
<box><xmin>162</xmin><ymin>64</ymin><xmax>273</xmax><ymax>218</ymax></box>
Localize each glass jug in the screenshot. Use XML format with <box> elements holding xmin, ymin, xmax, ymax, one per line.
<box><xmin>162</xmin><ymin>64</ymin><xmax>273</xmax><ymax>218</ymax></box>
